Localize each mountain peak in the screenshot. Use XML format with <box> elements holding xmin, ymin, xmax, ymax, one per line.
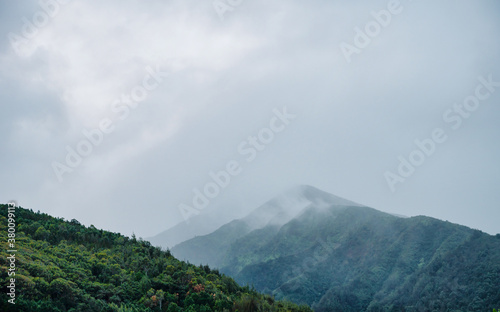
<box><xmin>242</xmin><ymin>185</ymin><xmax>363</xmax><ymax>230</ymax></box>
<box><xmin>278</xmin><ymin>184</ymin><xmax>364</xmax><ymax>208</ymax></box>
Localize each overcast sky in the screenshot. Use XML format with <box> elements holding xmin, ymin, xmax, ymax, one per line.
<box><xmin>1</xmin><ymin>0</ymin><xmax>499</xmax><ymax>238</ymax></box>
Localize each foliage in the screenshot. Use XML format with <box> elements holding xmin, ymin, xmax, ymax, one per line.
<box><xmin>0</xmin><ymin>205</ymin><xmax>312</xmax><ymax>312</ymax></box>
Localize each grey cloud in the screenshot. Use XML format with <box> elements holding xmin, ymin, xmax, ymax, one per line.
<box><xmin>0</xmin><ymin>0</ymin><xmax>499</xmax><ymax>237</ymax></box>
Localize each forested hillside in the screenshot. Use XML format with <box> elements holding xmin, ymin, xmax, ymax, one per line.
<box><xmin>173</xmin><ymin>190</ymin><xmax>500</xmax><ymax>311</ymax></box>
<box><xmin>0</xmin><ymin>205</ymin><xmax>311</xmax><ymax>312</ymax></box>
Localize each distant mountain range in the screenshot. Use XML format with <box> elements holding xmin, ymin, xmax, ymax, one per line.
<box><xmin>148</xmin><ymin>207</ymin><xmax>239</xmax><ymax>250</ymax></box>
<box><xmin>167</xmin><ymin>185</ymin><xmax>500</xmax><ymax>311</ymax></box>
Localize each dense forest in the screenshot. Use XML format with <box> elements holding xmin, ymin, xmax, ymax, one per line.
<box><xmin>0</xmin><ymin>204</ymin><xmax>312</xmax><ymax>312</ymax></box>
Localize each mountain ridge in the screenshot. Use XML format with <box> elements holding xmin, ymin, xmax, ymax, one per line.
<box><xmin>170</xmin><ymin>185</ymin><xmax>363</xmax><ymax>267</ymax></box>
<box><xmin>171</xmin><ymin>186</ymin><xmax>500</xmax><ymax>311</ymax></box>
<box><xmin>149</xmin><ymin>185</ymin><xmax>365</xmax><ymax>250</ymax></box>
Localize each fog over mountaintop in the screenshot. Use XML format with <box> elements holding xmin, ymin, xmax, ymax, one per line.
<box><xmin>241</xmin><ymin>185</ymin><xmax>365</xmax><ymax>230</ymax></box>
<box><xmin>168</xmin><ymin>185</ymin><xmax>369</xmax><ymax>268</ymax></box>
<box><xmin>149</xmin><ymin>185</ymin><xmax>363</xmax><ymax>249</ymax></box>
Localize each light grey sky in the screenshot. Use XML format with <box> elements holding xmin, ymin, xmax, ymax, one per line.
<box><xmin>1</xmin><ymin>0</ymin><xmax>499</xmax><ymax>238</ymax></box>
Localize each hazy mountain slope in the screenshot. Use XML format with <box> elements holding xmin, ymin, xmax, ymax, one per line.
<box><xmin>371</xmin><ymin>229</ymin><xmax>500</xmax><ymax>311</ymax></box>
<box><xmin>171</xmin><ymin>219</ymin><xmax>253</xmax><ymax>269</ymax></box>
<box><xmin>221</xmin><ymin>224</ymin><xmax>282</xmax><ymax>276</ymax></box>
<box><xmin>0</xmin><ymin>205</ymin><xmax>312</xmax><ymax>312</ymax></box>
<box><xmin>235</xmin><ymin>207</ymin><xmax>500</xmax><ymax>311</ymax></box>
<box><xmin>231</xmin><ymin>206</ymin><xmax>479</xmax><ymax>308</ymax></box>
<box><xmin>148</xmin><ymin>207</ymin><xmax>240</xmax><ymax>249</ymax></box>
<box><xmin>170</xmin><ymin>187</ymin><xmax>500</xmax><ymax>311</ymax></box>
<box><xmin>171</xmin><ymin>185</ymin><xmax>363</xmax><ymax>266</ymax></box>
